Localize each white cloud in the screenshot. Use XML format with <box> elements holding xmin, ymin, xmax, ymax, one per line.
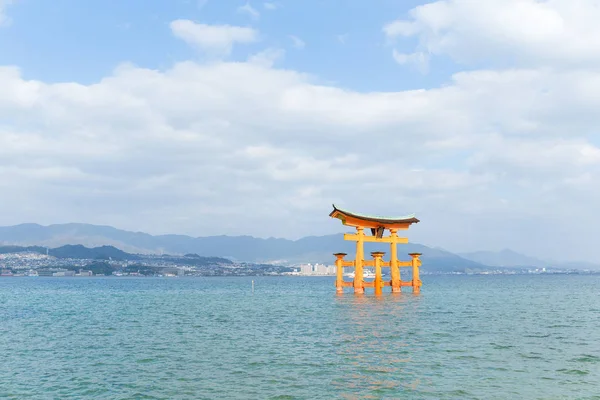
<box><xmin>289</xmin><ymin>35</ymin><xmax>305</xmax><ymax>49</ymax></box>
<box><xmin>392</xmin><ymin>50</ymin><xmax>429</xmax><ymax>73</ymax></box>
<box><xmin>247</xmin><ymin>48</ymin><xmax>285</xmax><ymax>68</ymax></box>
<box><xmin>3</xmin><ymin>57</ymin><xmax>600</xmax><ymax>261</ymax></box>
<box><xmin>0</xmin><ymin>0</ymin><xmax>14</xmax><ymax>26</ymax></box>
<box><xmin>170</xmin><ymin>20</ymin><xmax>258</xmax><ymax>55</ymax></box>
<box><xmin>237</xmin><ymin>3</ymin><xmax>260</xmax><ymax>20</ymax></box>
<box><xmin>263</xmin><ymin>2</ymin><xmax>278</xmax><ymax>10</ymax></box>
<box><xmin>4</xmin><ymin>10</ymin><xmax>600</xmax><ymax>261</ymax></box>
<box><xmin>384</xmin><ymin>0</ymin><xmax>600</xmax><ymax>67</ymax></box>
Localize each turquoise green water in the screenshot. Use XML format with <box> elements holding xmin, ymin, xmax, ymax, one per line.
<box><xmin>1</xmin><ymin>275</ymin><xmax>600</xmax><ymax>399</ymax></box>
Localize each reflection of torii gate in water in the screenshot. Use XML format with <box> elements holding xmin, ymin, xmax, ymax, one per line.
<box><xmin>330</xmin><ymin>205</ymin><xmax>422</xmax><ymax>295</ymax></box>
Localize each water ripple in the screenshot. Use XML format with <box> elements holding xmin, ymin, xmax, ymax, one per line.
<box><xmin>1</xmin><ymin>275</ymin><xmax>600</xmax><ymax>398</ymax></box>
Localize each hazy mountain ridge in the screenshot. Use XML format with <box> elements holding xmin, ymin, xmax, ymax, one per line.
<box><xmin>0</xmin><ymin>244</ymin><xmax>137</xmax><ymax>260</ymax></box>
<box><xmin>458</xmin><ymin>249</ymin><xmax>547</xmax><ymax>268</ymax></box>
<box><xmin>457</xmin><ymin>249</ymin><xmax>600</xmax><ymax>270</ymax></box>
<box><xmin>1</xmin><ymin>223</ymin><xmax>596</xmax><ymax>271</ymax></box>
<box><xmin>0</xmin><ymin>244</ymin><xmax>233</xmax><ymax>265</ymax></box>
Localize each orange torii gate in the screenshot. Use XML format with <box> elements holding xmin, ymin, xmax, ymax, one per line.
<box><xmin>330</xmin><ymin>205</ymin><xmax>422</xmax><ymax>295</ymax></box>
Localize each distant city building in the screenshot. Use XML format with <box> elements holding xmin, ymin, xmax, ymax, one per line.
<box><xmin>315</xmin><ymin>263</ymin><xmax>327</xmax><ymax>275</ymax></box>
<box><xmin>52</xmin><ymin>270</ymin><xmax>75</xmax><ymax>277</ymax></box>
<box><xmin>300</xmin><ymin>264</ymin><xmax>313</xmax><ymax>275</ymax></box>
<box><xmin>296</xmin><ymin>263</ymin><xmax>336</xmax><ymax>276</ymax></box>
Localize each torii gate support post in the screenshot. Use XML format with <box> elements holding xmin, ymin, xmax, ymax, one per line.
<box><xmin>389</xmin><ymin>229</ymin><xmax>401</xmax><ymax>293</ymax></box>
<box><xmin>372</xmin><ymin>252</ymin><xmax>385</xmax><ymax>296</ymax></box>
<box><xmin>410</xmin><ymin>253</ymin><xmax>422</xmax><ymax>293</ymax></box>
<box><xmin>334</xmin><ymin>253</ymin><xmax>346</xmax><ymax>294</ymax></box>
<box><xmin>353</xmin><ymin>227</ymin><xmax>365</xmax><ymax>294</ymax></box>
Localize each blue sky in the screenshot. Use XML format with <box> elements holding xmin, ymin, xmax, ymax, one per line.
<box><xmin>1</xmin><ymin>0</ymin><xmax>451</xmax><ymax>89</ymax></box>
<box><xmin>2</xmin><ymin>0</ymin><xmax>600</xmax><ymax>262</ymax></box>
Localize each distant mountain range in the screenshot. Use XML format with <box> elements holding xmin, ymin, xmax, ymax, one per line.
<box><xmin>458</xmin><ymin>249</ymin><xmax>547</xmax><ymax>268</ymax></box>
<box><xmin>0</xmin><ymin>223</ymin><xmax>597</xmax><ymax>272</ymax></box>
<box><xmin>458</xmin><ymin>249</ymin><xmax>600</xmax><ymax>271</ymax></box>
<box><xmin>0</xmin><ymin>244</ymin><xmax>233</xmax><ymax>266</ymax></box>
<box><xmin>0</xmin><ymin>244</ymin><xmax>136</xmax><ymax>260</ymax></box>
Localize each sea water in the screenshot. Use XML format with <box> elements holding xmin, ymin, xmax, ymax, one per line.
<box><xmin>1</xmin><ymin>275</ymin><xmax>600</xmax><ymax>399</ymax></box>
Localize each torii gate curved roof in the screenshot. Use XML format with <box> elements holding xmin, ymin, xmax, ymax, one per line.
<box><xmin>329</xmin><ymin>204</ymin><xmax>420</xmax><ymax>229</ymax></box>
